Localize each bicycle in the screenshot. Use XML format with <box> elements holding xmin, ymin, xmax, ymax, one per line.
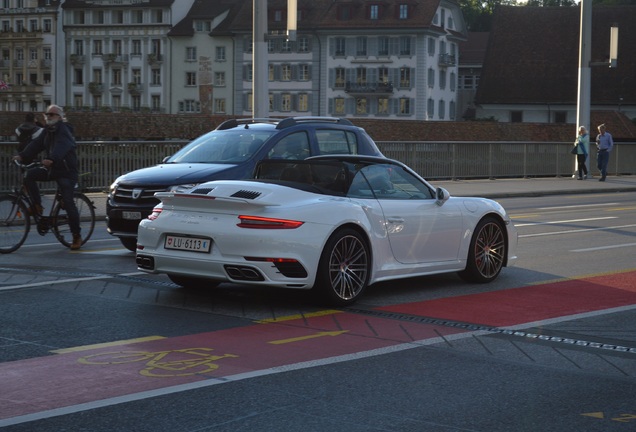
<box><xmin>0</xmin><ymin>160</ymin><xmax>96</xmax><ymax>253</ymax></box>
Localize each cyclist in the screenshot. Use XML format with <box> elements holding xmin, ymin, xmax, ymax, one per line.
<box><xmin>12</xmin><ymin>104</ymin><xmax>83</xmax><ymax>250</ymax></box>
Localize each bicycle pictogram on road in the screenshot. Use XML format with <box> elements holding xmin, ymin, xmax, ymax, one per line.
<box><xmin>78</xmin><ymin>347</ymin><xmax>238</xmax><ymax>377</ymax></box>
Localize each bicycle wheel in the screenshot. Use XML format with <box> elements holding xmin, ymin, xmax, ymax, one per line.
<box><xmin>0</xmin><ymin>195</ymin><xmax>30</xmax><ymax>254</ymax></box>
<box><xmin>52</xmin><ymin>192</ymin><xmax>96</xmax><ymax>248</ymax></box>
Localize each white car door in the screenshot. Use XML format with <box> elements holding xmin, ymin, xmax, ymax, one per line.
<box><xmin>350</xmin><ymin>164</ymin><xmax>463</xmax><ymax>265</ymax></box>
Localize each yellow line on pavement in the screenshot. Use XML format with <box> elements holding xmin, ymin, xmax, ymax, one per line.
<box><xmin>256</xmin><ymin>309</ymin><xmax>343</xmax><ymax>324</ymax></box>
<box><xmin>51</xmin><ymin>336</ymin><xmax>166</xmax><ymax>354</ymax></box>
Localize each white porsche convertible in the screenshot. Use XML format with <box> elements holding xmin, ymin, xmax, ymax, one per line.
<box><xmin>136</xmin><ymin>156</ymin><xmax>517</xmax><ymax>306</ymax></box>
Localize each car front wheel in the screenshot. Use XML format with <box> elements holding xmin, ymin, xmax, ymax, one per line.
<box><xmin>459</xmin><ymin>216</ymin><xmax>506</xmax><ymax>283</ymax></box>
<box><xmin>315</xmin><ymin>228</ymin><xmax>370</xmax><ymax>307</ymax></box>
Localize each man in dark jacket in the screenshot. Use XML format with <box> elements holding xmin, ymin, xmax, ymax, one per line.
<box><xmin>13</xmin><ymin>105</ymin><xmax>82</xmax><ymax>250</ymax></box>
<box><xmin>15</xmin><ymin>112</ymin><xmax>44</xmax><ymax>163</ymax></box>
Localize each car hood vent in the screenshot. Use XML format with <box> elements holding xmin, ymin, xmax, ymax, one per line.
<box><xmin>191</xmin><ymin>187</ymin><xmax>215</xmax><ymax>195</ymax></box>
<box><xmin>231</xmin><ymin>190</ymin><xmax>262</xmax><ymax>200</ymax></box>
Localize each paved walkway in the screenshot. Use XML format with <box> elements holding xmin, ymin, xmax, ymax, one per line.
<box><xmin>84</xmin><ymin>174</ymin><xmax>636</xmax><ymax>220</ymax></box>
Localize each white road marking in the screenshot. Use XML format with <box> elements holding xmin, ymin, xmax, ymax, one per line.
<box><xmin>519</xmin><ymin>224</ymin><xmax>636</xmax><ymax>238</ymax></box>
<box><xmin>515</xmin><ymin>217</ymin><xmax>616</xmax><ymax>227</ymax></box>
<box><xmin>572</xmin><ymin>243</ymin><xmax>636</xmax><ymax>252</ymax></box>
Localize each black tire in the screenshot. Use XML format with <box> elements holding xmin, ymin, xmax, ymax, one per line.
<box><xmin>314</xmin><ymin>228</ymin><xmax>370</xmax><ymax>307</ymax></box>
<box><xmin>52</xmin><ymin>192</ymin><xmax>96</xmax><ymax>248</ymax></box>
<box><xmin>458</xmin><ymin>216</ymin><xmax>506</xmax><ymax>283</ymax></box>
<box><xmin>0</xmin><ymin>195</ymin><xmax>30</xmax><ymax>254</ymax></box>
<box><xmin>120</xmin><ymin>237</ymin><xmax>138</xmax><ymax>252</ymax></box>
<box><xmin>168</xmin><ymin>274</ymin><xmax>221</xmax><ymax>289</ymax></box>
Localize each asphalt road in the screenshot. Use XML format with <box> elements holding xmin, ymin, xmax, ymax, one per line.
<box><xmin>1</xmin><ymin>190</ymin><xmax>635</xmax><ymax>431</ymax></box>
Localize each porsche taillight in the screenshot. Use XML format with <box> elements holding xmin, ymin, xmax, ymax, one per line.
<box><xmin>237</xmin><ymin>215</ymin><xmax>304</xmax><ymax>229</ymax></box>
<box><xmin>147</xmin><ymin>206</ymin><xmax>163</xmax><ymax>220</ymax></box>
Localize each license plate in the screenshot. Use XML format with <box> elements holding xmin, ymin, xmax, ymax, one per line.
<box><xmin>164</xmin><ymin>235</ymin><xmax>211</xmax><ymax>253</ymax></box>
<box><xmin>122</xmin><ymin>211</ymin><xmax>142</xmax><ymax>220</ymax></box>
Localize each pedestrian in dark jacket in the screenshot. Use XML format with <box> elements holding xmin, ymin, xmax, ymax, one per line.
<box><xmin>12</xmin><ymin>105</ymin><xmax>83</xmax><ymax>250</ymax></box>
<box><xmin>15</xmin><ymin>112</ymin><xmax>44</xmax><ymax>162</ymax></box>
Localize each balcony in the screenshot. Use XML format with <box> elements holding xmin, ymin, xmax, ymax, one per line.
<box><xmin>438</xmin><ymin>53</ymin><xmax>457</xmax><ymax>68</ymax></box>
<box><xmin>70</xmin><ymin>54</ymin><xmax>85</xmax><ymax>65</ymax></box>
<box><xmin>104</xmin><ymin>54</ymin><xmax>129</xmax><ymax>65</ymax></box>
<box><xmin>146</xmin><ymin>53</ymin><xmax>163</xmax><ymax>65</ymax></box>
<box><xmin>127</xmin><ymin>83</ymin><xmax>143</xmax><ymax>95</ymax></box>
<box><xmin>345</xmin><ymin>81</ymin><xmax>394</xmax><ymax>95</ymax></box>
<box><xmin>88</xmin><ymin>82</ymin><xmax>104</xmax><ymax>95</ymax></box>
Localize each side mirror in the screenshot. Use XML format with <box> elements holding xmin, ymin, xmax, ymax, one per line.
<box><xmin>162</xmin><ymin>156</ymin><xmax>171</xmax><ymax>163</ymax></box>
<box><xmin>435</xmin><ymin>187</ymin><xmax>450</xmax><ymax>206</ymax></box>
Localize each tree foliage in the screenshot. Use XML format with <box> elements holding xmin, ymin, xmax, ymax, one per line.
<box><xmin>460</xmin><ymin>0</ymin><xmax>636</xmax><ymax>32</ymax></box>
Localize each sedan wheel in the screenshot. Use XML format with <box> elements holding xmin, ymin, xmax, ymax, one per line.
<box><xmin>315</xmin><ymin>228</ymin><xmax>370</xmax><ymax>306</ymax></box>
<box><xmin>459</xmin><ymin>216</ymin><xmax>506</xmax><ymax>283</ymax></box>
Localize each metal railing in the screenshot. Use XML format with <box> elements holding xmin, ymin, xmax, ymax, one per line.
<box><xmin>1</xmin><ymin>141</ymin><xmax>635</xmax><ymax>192</ymax></box>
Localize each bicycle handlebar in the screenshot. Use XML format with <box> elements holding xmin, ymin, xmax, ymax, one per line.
<box><xmin>12</xmin><ymin>160</ymin><xmax>43</xmax><ymax>170</ymax></box>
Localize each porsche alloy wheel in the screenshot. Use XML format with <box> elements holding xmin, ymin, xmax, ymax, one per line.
<box><xmin>316</xmin><ymin>228</ymin><xmax>370</xmax><ymax>306</ymax></box>
<box><xmin>459</xmin><ymin>216</ymin><xmax>506</xmax><ymax>283</ymax></box>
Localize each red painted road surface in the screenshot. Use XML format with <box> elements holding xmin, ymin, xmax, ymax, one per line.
<box><xmin>2</xmin><ymin>271</ymin><xmax>636</xmax><ymax>422</ymax></box>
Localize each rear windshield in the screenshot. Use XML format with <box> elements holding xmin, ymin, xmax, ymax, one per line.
<box><xmin>167</xmin><ymin>130</ymin><xmax>275</xmax><ymax>164</ymax></box>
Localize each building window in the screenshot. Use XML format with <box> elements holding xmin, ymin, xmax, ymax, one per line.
<box><xmin>268</xmin><ymin>64</ymin><xmax>275</xmax><ymax>81</ymax></box>
<box><xmin>356</xmin><ymin>97</ymin><xmax>367</xmax><ymax>114</ymax></box>
<box><xmin>369</xmin><ymin>5</ymin><xmax>379</xmax><ymax>19</ymax></box>
<box><xmin>152</xmin><ymin>10</ymin><xmax>163</xmax><ymax>24</ymax></box>
<box><xmin>152</xmin><ymin>95</ymin><xmax>161</xmax><ymax>111</ymax></box>
<box><xmin>281</xmin><ymin>39</ymin><xmax>292</xmax><ymax>53</ymax></box>
<box><xmin>132</xmin><ymin>10</ymin><xmax>143</xmax><ymax>24</ymax></box>
<box><xmin>94</xmin><ymin>10</ymin><xmax>104</xmax><ymax>24</ymax></box>
<box><xmin>195</xmin><ymin>20</ymin><xmax>211</xmax><ymax>32</ymax></box>
<box><xmin>43</xmin><ymin>48</ymin><xmax>51</xmax><ymax>60</ymax></box>
<box><xmin>180</xmin><ymin>100</ymin><xmax>199</xmax><ymax>113</ymax></box>
<box><xmin>399</xmin><ymin>98</ymin><xmax>410</xmax><ymax>115</ymax></box>
<box><xmin>510</xmin><ymin>111</ymin><xmax>523</xmax><ymax>122</ymax></box>
<box><xmin>93</xmin><ymin>40</ymin><xmax>102</xmax><ymax>55</ymax></box>
<box><xmin>113</xmin><ymin>10</ymin><xmax>123</xmax><ymax>24</ymax></box>
<box><xmin>298</xmin><ymin>37</ymin><xmax>309</xmax><ymax>53</ymax></box>
<box><xmin>400</xmin><ymin>67</ymin><xmax>410</xmax><ymax>88</ymax></box>
<box><xmin>427</xmin><ymin>98</ymin><xmax>434</xmax><ymax>118</ymax></box>
<box><xmin>281</xmin><ymin>64</ymin><xmax>291</xmax><ymax>81</ymax></box>
<box><xmin>186</xmin><ymin>72</ymin><xmax>196</xmax><ymax>86</ymax></box>
<box><xmin>74</xmin><ymin>94</ymin><xmax>83</xmax><ymax>109</ymax></box>
<box><xmin>378</xmin><ymin>37</ymin><xmax>389</xmax><ymax>56</ymax></box>
<box><xmin>378</xmin><ymin>97</ymin><xmax>389</xmax><ymax>115</ymax></box>
<box><xmin>438</xmin><ymin>100</ymin><xmax>445</xmax><ymax>119</ymax></box>
<box><xmin>428</xmin><ymin>68</ymin><xmax>435</xmax><ymax>88</ymax></box>
<box><xmin>335</xmin><ymin>68</ymin><xmax>345</xmax><ymax>88</ymax></box>
<box><xmin>554</xmin><ymin>111</ymin><xmax>567</xmax><ymax>123</ymax></box>
<box><xmin>132</xmin><ymin>95</ymin><xmax>141</xmax><ymax>111</ymax></box>
<box><xmin>74</xmin><ymin>69</ymin><xmax>83</xmax><ymax>85</ymax></box>
<box><xmin>29</xmin><ymin>48</ymin><xmax>37</xmax><ymax>60</ymax></box>
<box><xmin>334</xmin><ymin>97</ymin><xmax>345</xmax><ymax>114</ymax></box>
<box><xmin>298</xmin><ymin>94</ymin><xmax>308</xmax><ymax>112</ymax></box>
<box><xmin>428</xmin><ymin>38</ymin><xmax>436</xmax><ymax>56</ymax></box>
<box><xmin>29</xmin><ymin>19</ymin><xmax>37</xmax><ymax>32</ymax></box>
<box><xmin>398</xmin><ymin>4</ymin><xmax>408</xmax><ymax>19</ymax></box>
<box><xmin>299</xmin><ymin>64</ymin><xmax>309</xmax><ymax>81</ymax></box>
<box><xmin>132</xmin><ymin>69</ymin><xmax>141</xmax><ymax>84</ymax></box>
<box><xmin>450</xmin><ymin>101</ymin><xmax>456</xmax><ymax>120</ymax></box>
<box><xmin>43</xmin><ymin>19</ymin><xmax>51</xmax><ymax>32</ymax></box>
<box><xmin>215</xmin><ymin>46</ymin><xmax>226</xmax><ymax>61</ymax></box>
<box><xmin>113</xmin><ymin>40</ymin><xmax>122</xmax><ymax>55</ymax></box>
<box><xmin>112</xmin><ymin>69</ymin><xmax>122</xmax><ymax>86</ymax></box>
<box><xmin>112</xmin><ymin>95</ymin><xmax>121</xmax><ymax>111</ymax></box>
<box><xmin>151</xmin><ymin>69</ymin><xmax>161</xmax><ymax>85</ymax></box>
<box><xmin>214</xmin><ymin>98</ymin><xmax>226</xmax><ymax>113</ymax></box>
<box><xmin>186</xmin><ymin>47</ymin><xmax>196</xmax><ymax>61</ymax></box>
<box><xmin>379</xmin><ymin>67</ymin><xmax>389</xmax><ymax>84</ymax></box>
<box><xmin>132</xmin><ymin>40</ymin><xmax>142</xmax><ymax>55</ymax></box>
<box><xmin>74</xmin><ymin>11</ymin><xmax>85</xmax><ymax>24</ymax></box>
<box><xmin>399</xmin><ymin>36</ymin><xmax>411</xmax><ymax>56</ymax></box>
<box><xmin>281</xmin><ymin>93</ymin><xmax>292</xmax><ymax>111</ymax></box>
<box><xmin>215</xmin><ymin>72</ymin><xmax>225</xmax><ymax>86</ymax></box>
<box><xmin>356</xmin><ymin>67</ymin><xmax>367</xmax><ymax>85</ymax></box>
<box><xmin>439</xmin><ymin>70</ymin><xmax>446</xmax><ymax>89</ymax></box>
<box><xmin>356</xmin><ymin>37</ymin><xmax>367</xmax><ymax>56</ymax></box>
<box><xmin>92</xmin><ymin>68</ymin><xmax>102</xmax><ymax>83</ymax></box>
<box><xmin>74</xmin><ymin>40</ymin><xmax>84</xmax><ymax>56</ymax></box>
<box><xmin>335</xmin><ymin>38</ymin><xmax>346</xmax><ymax>57</ymax></box>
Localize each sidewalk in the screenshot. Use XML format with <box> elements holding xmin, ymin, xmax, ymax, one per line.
<box><xmin>84</xmin><ymin>174</ymin><xmax>636</xmax><ymax>220</ymax></box>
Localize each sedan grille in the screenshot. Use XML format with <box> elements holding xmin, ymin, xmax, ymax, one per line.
<box><xmin>113</xmin><ymin>184</ymin><xmax>167</xmax><ymax>205</ymax></box>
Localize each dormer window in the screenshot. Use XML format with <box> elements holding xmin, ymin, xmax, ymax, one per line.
<box><xmin>398</xmin><ymin>4</ymin><xmax>409</xmax><ymax>19</ymax></box>
<box><xmin>369</xmin><ymin>4</ymin><xmax>379</xmax><ymax>20</ymax></box>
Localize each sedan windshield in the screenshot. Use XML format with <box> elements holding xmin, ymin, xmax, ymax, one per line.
<box><xmin>167</xmin><ymin>130</ymin><xmax>274</xmax><ymax>164</ymax></box>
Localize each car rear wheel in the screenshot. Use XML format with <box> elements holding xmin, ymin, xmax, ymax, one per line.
<box><xmin>168</xmin><ymin>274</ymin><xmax>220</xmax><ymax>289</ymax></box>
<box><xmin>315</xmin><ymin>228</ymin><xmax>370</xmax><ymax>307</ymax></box>
<box><xmin>459</xmin><ymin>216</ymin><xmax>506</xmax><ymax>283</ymax></box>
